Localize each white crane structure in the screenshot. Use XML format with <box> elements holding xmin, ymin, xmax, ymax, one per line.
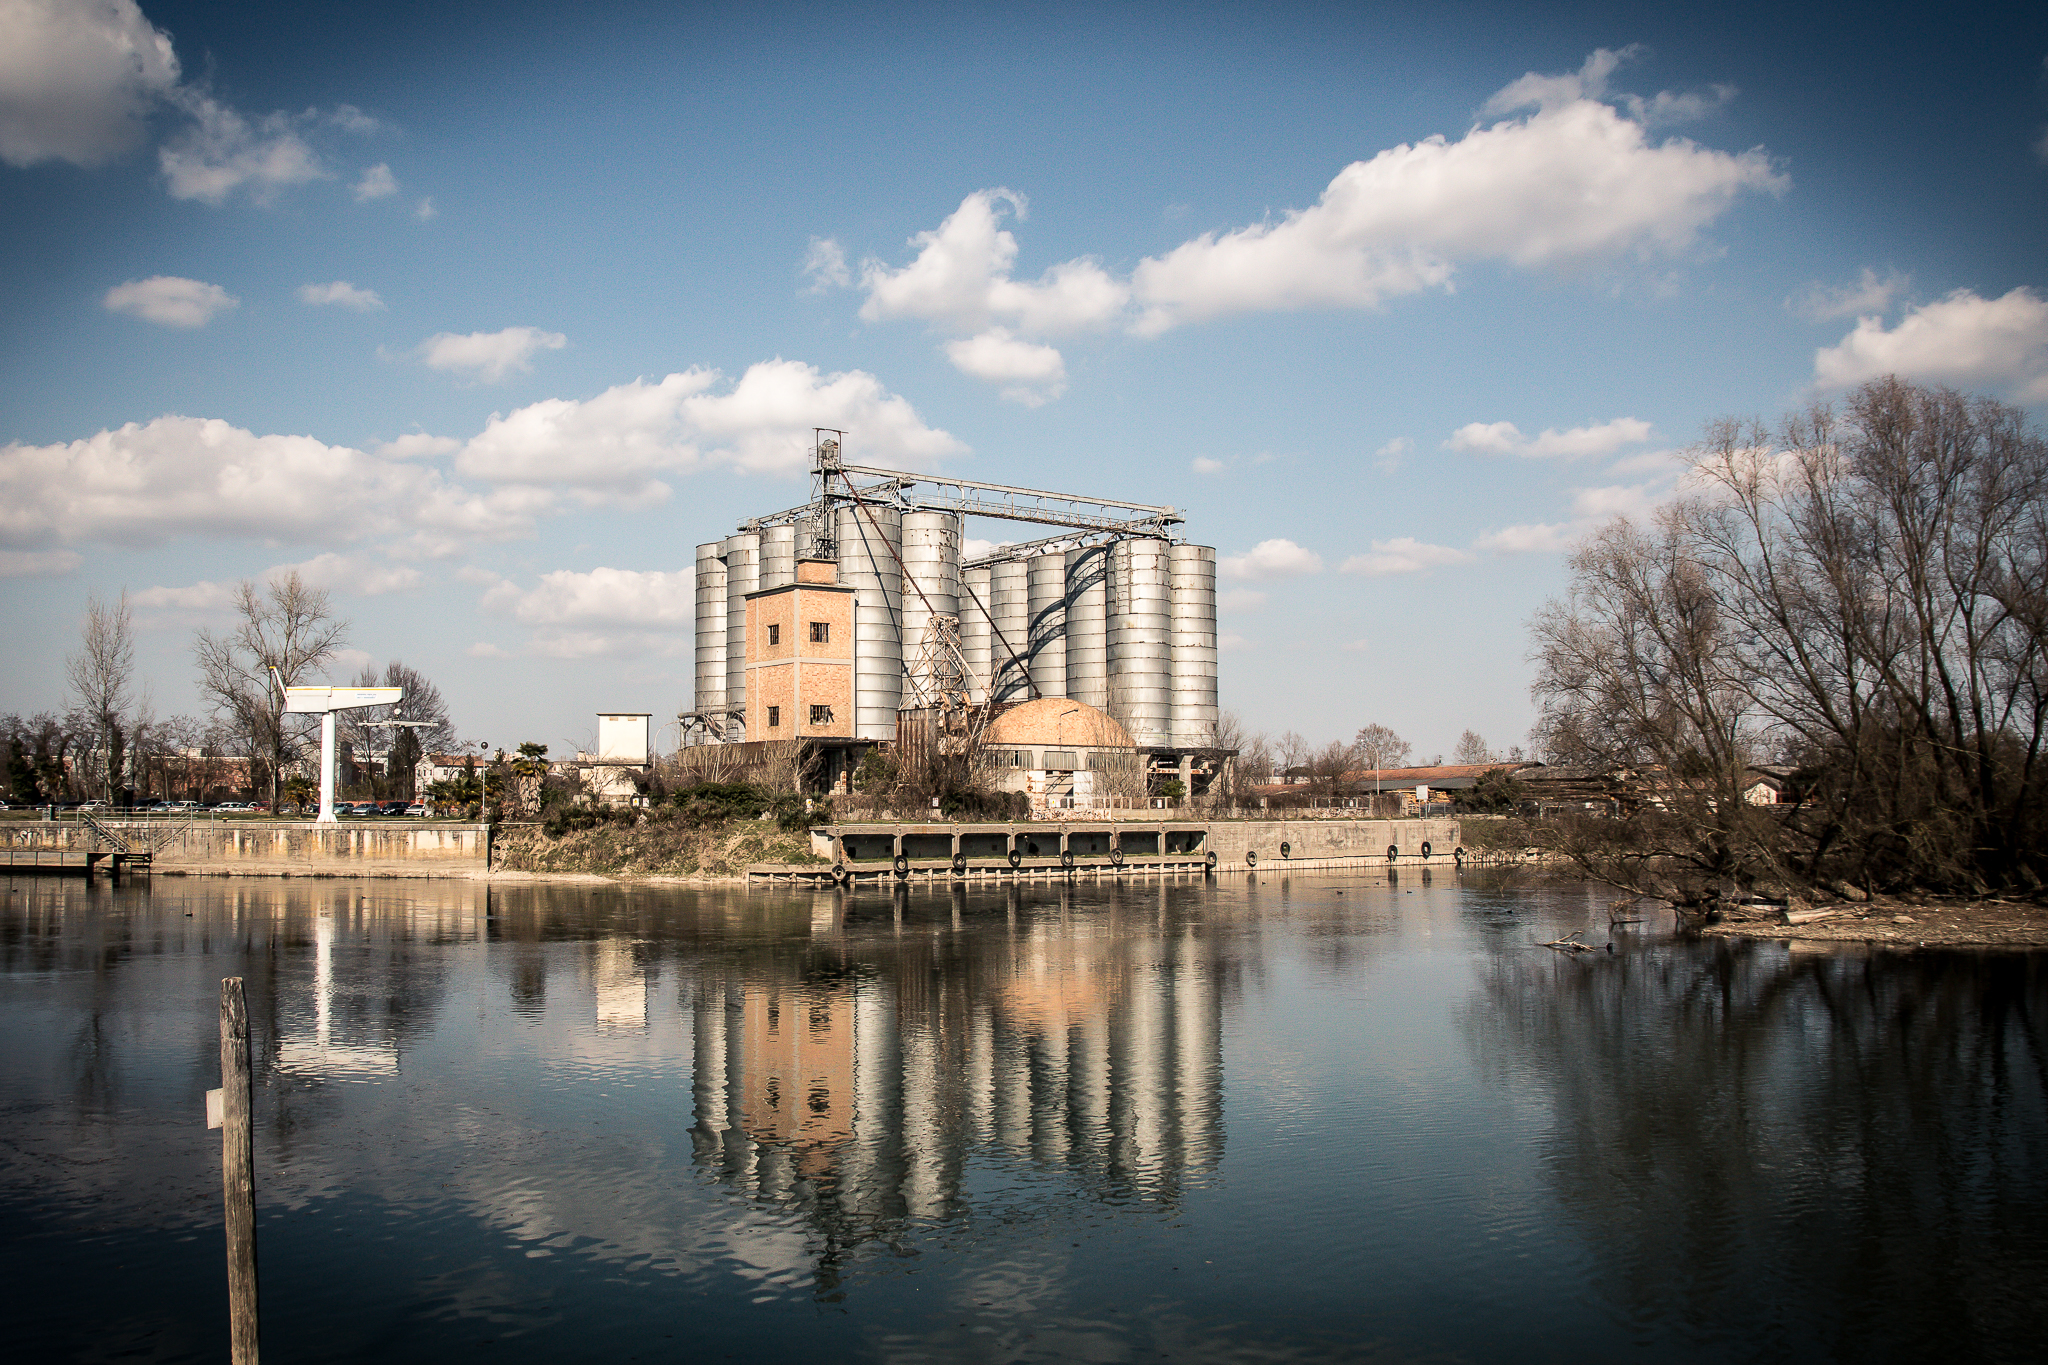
<box><xmin>274</xmin><ymin>670</ymin><xmax>404</xmax><ymax>823</ymax></box>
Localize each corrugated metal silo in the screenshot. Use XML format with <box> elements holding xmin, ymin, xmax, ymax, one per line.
<box><xmin>836</xmin><ymin>503</ymin><xmax>904</xmax><ymax>738</ymax></box>
<box><xmin>961</xmin><ymin>565</ymin><xmax>992</xmax><ymax>703</ymax></box>
<box><xmin>900</xmin><ymin>511</ymin><xmax>961</xmax><ymax>705</ymax></box>
<box><xmin>1169</xmin><ymin>543</ymin><xmax>1218</xmax><ymax>747</ymax></box>
<box><xmin>694</xmin><ymin>542</ymin><xmax>727</xmax><ymax>720</ymax></box>
<box><xmin>988</xmin><ymin>558</ymin><xmax>1032</xmax><ymax>703</ymax></box>
<box><xmin>1063</xmin><ymin>544</ymin><xmax>1109</xmax><ymax>709</ymax></box>
<box><xmin>758</xmin><ymin>524</ymin><xmax>796</xmax><ymax>590</ymax></box>
<box><xmin>722</xmin><ymin>532</ymin><xmax>760</xmax><ymax>741</ymax></box>
<box><xmin>1027</xmin><ymin>552</ymin><xmax>1067</xmax><ymax>700</ymax></box>
<box><xmin>1108</xmin><ymin>538</ymin><xmax>1172</xmax><ymax>747</ymax></box>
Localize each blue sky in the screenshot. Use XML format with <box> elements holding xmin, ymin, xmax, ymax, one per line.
<box><xmin>4</xmin><ymin>0</ymin><xmax>2045</xmax><ymax>760</ymax></box>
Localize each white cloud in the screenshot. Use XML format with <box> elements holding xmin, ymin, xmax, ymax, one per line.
<box><xmin>0</xmin><ymin>415</ymin><xmax>541</xmax><ymax>553</ymax></box>
<box><xmin>1605</xmin><ymin>447</ymin><xmax>1685</xmax><ymax>477</ymax></box>
<box><xmin>1812</xmin><ymin>287</ymin><xmax>2048</xmax><ymax>403</ymax></box>
<box><xmin>467</xmin><ymin>642</ymin><xmax>509</xmax><ymax>658</ymax></box>
<box><xmin>415</xmin><ymin>196</ymin><xmax>435</xmax><ymax>220</ymax></box>
<box><xmin>1217</xmin><ymin>588</ymin><xmax>1268</xmax><ymax>612</ymax></box>
<box><xmin>273</xmin><ymin>552</ymin><xmax>422</xmax><ymax>596</ymax></box>
<box><xmin>1218</xmin><ymin>538</ymin><xmax>1323</xmax><ymax>581</ymax></box>
<box><xmin>1482</xmin><ymin>46</ymin><xmax>1733</xmax><ymax>128</ymax></box>
<box><xmin>1374</xmin><ymin>436</ymin><xmax>1411</xmax><ymax>471</ymax></box>
<box><xmin>941</xmin><ymin>328</ymin><xmax>1067</xmax><ymax>405</ymax></box>
<box><xmin>493</xmin><ymin>567</ymin><xmax>696</xmax><ymax>627</ymax></box>
<box><xmin>0</xmin><ymin>0</ymin><xmax>179</xmax><ymax>167</ymax></box>
<box><xmin>859</xmin><ymin>189</ymin><xmax>1129</xmax><ymax>335</ymax></box>
<box><xmin>1788</xmin><ymin>268</ymin><xmax>1909</xmax><ymax>320</ymax></box>
<box><xmin>103</xmin><ymin>275</ymin><xmax>238</xmax><ymax>327</ymax></box>
<box><xmin>351</xmin><ymin>162</ymin><xmax>396</xmax><ymax>200</ymax></box>
<box><xmin>298</xmin><ymin>280</ymin><xmax>385</xmax><ymax>311</ymax></box>
<box><xmin>131</xmin><ymin>579</ymin><xmax>233</xmax><ymax>610</ymax></box>
<box><xmin>158</xmin><ymin>93</ymin><xmax>324</xmax><ymax>202</ymax></box>
<box><xmin>1339</xmin><ymin>537</ymin><xmax>1474</xmax><ymax>576</ymax></box>
<box><xmin>375</xmin><ymin>432</ymin><xmax>459</xmax><ymax>458</ymax></box>
<box><xmin>456</xmin><ymin>359</ymin><xmax>965</xmax><ymax>499</ymax></box>
<box><xmin>418</xmin><ymin>326</ymin><xmax>568</xmax><ymax>383</ymax></box>
<box><xmin>1570</xmin><ymin>481</ymin><xmax>1672</xmax><ymax>522</ymax></box>
<box><xmin>961</xmin><ymin>537</ymin><xmax>1008</xmax><ymax>561</ymax></box>
<box><xmin>1191</xmin><ymin>456</ymin><xmax>1226</xmax><ymax>474</ymax></box>
<box><xmin>803</xmin><ymin>237</ymin><xmax>849</xmax><ymax>291</ymax></box>
<box><xmin>0</xmin><ymin>548</ymin><xmax>82</xmax><ymax>577</ymax></box>
<box><xmin>1444</xmin><ymin>416</ymin><xmax>1652</xmax><ymax>459</ymax></box>
<box><xmin>1474</xmin><ymin>522</ymin><xmax>1578</xmax><ymax>553</ymax></box>
<box><xmin>1130</xmin><ymin>58</ymin><xmax>1783</xmax><ymax>334</ymax></box>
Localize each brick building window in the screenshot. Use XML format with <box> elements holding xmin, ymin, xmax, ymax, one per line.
<box><xmin>767</xmin><ymin>624</ymin><xmax>780</xmax><ymax>645</ymax></box>
<box><xmin>809</xmin><ymin>705</ymin><xmax>833</xmax><ymax>725</ymax></box>
<box><xmin>766</xmin><ymin>706</ymin><xmax>780</xmax><ymax>728</ymax></box>
<box><xmin>809</xmin><ymin>621</ymin><xmax>829</xmax><ymax>643</ymax></box>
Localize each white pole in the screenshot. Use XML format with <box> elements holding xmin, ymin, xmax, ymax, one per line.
<box><xmin>318</xmin><ymin>712</ymin><xmax>338</xmax><ymax>824</ymax></box>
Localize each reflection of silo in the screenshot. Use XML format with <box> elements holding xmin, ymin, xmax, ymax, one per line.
<box><xmin>1108</xmin><ymin>539</ymin><xmax>1173</xmax><ymax>746</ymax></box>
<box><xmin>1064</xmin><ymin>545</ymin><xmax>1109</xmax><ymax>709</ymax></box>
<box><xmin>900</xmin><ymin>512</ymin><xmax>961</xmax><ymax>706</ymax></box>
<box><xmin>722</xmin><ymin>532</ymin><xmax>760</xmax><ymax>742</ymax></box>
<box><xmin>694</xmin><ymin>543</ymin><xmax>726</xmax><ymax>719</ymax></box>
<box><xmin>1027</xmin><ymin>553</ymin><xmax>1067</xmax><ymax>700</ymax></box>
<box><xmin>758</xmin><ymin>524</ymin><xmax>796</xmax><ymax>591</ymax></box>
<box><xmin>961</xmin><ymin>565</ymin><xmax>992</xmax><ymax>704</ymax></box>
<box><xmin>989</xmin><ymin>559</ymin><xmax>1032</xmax><ymax>703</ymax></box>
<box><xmin>836</xmin><ymin>504</ymin><xmax>903</xmax><ymax>739</ymax></box>
<box><xmin>1169</xmin><ymin>544</ymin><xmax>1218</xmax><ymax>748</ymax></box>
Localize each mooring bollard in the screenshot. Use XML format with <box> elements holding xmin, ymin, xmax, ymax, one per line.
<box><xmin>215</xmin><ymin>976</ymin><xmax>260</xmax><ymax>1363</ymax></box>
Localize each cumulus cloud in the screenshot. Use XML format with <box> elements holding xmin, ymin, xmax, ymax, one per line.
<box><xmin>456</xmin><ymin>359</ymin><xmax>965</xmax><ymax>500</ymax></box>
<box><xmin>1191</xmin><ymin>456</ymin><xmax>1226</xmax><ymax>474</ymax></box>
<box><xmin>158</xmin><ymin>93</ymin><xmax>324</xmax><ymax>202</ymax></box>
<box><xmin>103</xmin><ymin>275</ymin><xmax>237</xmax><ymax>327</ymax></box>
<box><xmin>858</xmin><ymin>189</ymin><xmax>1129</xmax><ymax>336</ymax></box>
<box><xmin>0</xmin><ymin>0</ymin><xmax>179</xmax><ymax>167</ymax></box>
<box><xmin>298</xmin><ymin>280</ymin><xmax>384</xmax><ymax>311</ymax></box>
<box><xmin>941</xmin><ymin>328</ymin><xmax>1067</xmax><ymax>405</ymax></box>
<box><xmin>1473</xmin><ymin>522</ymin><xmax>1576</xmax><ymax>553</ymax></box>
<box><xmin>1474</xmin><ymin>478</ymin><xmax>1681</xmax><ymax>554</ymax></box>
<box><xmin>1812</xmin><ymin>287</ymin><xmax>2048</xmax><ymax>403</ymax></box>
<box><xmin>803</xmin><ymin>237</ymin><xmax>849</xmax><ymax>291</ymax></box>
<box><xmin>1339</xmin><ymin>537</ymin><xmax>1474</xmax><ymax>576</ymax></box>
<box><xmin>1374</xmin><ymin>436</ymin><xmax>1411</xmax><ymax>472</ymax></box>
<box><xmin>415</xmin><ymin>196</ymin><xmax>435</xmax><ymax>220</ymax></box>
<box><xmin>351</xmin><ymin>162</ymin><xmax>396</xmax><ymax>200</ymax></box>
<box><xmin>1788</xmin><ymin>267</ymin><xmax>1909</xmax><ymax>320</ymax></box>
<box><xmin>1218</xmin><ymin>538</ymin><xmax>1323</xmax><ymax>581</ymax></box>
<box><xmin>130</xmin><ymin>579</ymin><xmax>233</xmax><ymax>610</ymax></box>
<box><xmin>498</xmin><ymin>567</ymin><xmax>695</xmax><ymax>627</ymax></box>
<box><xmin>417</xmin><ymin>326</ymin><xmax>567</xmax><ymax>383</ymax></box>
<box><xmin>1444</xmin><ymin>416</ymin><xmax>1652</xmax><ymax>459</ymax></box>
<box><xmin>275</xmin><ymin>551</ymin><xmax>422</xmax><ymax>596</ymax></box>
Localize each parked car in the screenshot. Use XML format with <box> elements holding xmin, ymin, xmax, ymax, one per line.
<box><xmin>404</xmin><ymin>803</ymin><xmax>427</xmax><ymax>817</ymax></box>
<box><xmin>77</xmin><ymin>801</ymin><xmax>106</xmax><ymax>812</ymax></box>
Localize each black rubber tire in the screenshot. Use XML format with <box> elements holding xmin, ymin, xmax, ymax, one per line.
<box><xmin>1204</xmin><ymin>850</ymin><xmax>1217</xmax><ymax>869</ymax></box>
<box><xmin>893</xmin><ymin>852</ymin><xmax>909</xmax><ymax>877</ymax></box>
<box><xmin>1453</xmin><ymin>846</ymin><xmax>1466</xmax><ymax>861</ymax></box>
<box><xmin>830</xmin><ymin>862</ymin><xmax>846</xmax><ymax>883</ymax></box>
<box><xmin>1280</xmin><ymin>841</ymin><xmax>1291</xmax><ymax>859</ymax></box>
<box><xmin>1420</xmin><ymin>841</ymin><xmax>1431</xmax><ymax>858</ymax></box>
<box><xmin>1060</xmin><ymin>849</ymin><xmax>1075</xmax><ymax>868</ymax></box>
<box><xmin>1387</xmin><ymin>844</ymin><xmax>1399</xmax><ymax>860</ymax></box>
<box><xmin>1110</xmin><ymin>846</ymin><xmax>1125</xmax><ymax>866</ymax></box>
<box><xmin>951</xmin><ymin>853</ymin><xmax>966</xmax><ymax>875</ymax></box>
<box><xmin>1246</xmin><ymin>849</ymin><xmax>1258</xmax><ymax>867</ymax></box>
<box><xmin>1007</xmin><ymin>848</ymin><xmax>1022</xmax><ymax>868</ymax></box>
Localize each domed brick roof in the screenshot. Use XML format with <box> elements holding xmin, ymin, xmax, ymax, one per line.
<box><xmin>981</xmin><ymin>698</ymin><xmax>1135</xmax><ymax>750</ymax></box>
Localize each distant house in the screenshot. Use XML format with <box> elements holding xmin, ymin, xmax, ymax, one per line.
<box><xmin>415</xmin><ymin>752</ymin><xmax>477</xmax><ymax>792</ymax></box>
<box><xmin>1742</xmin><ymin>765</ymin><xmax>1802</xmax><ymax>805</ymax></box>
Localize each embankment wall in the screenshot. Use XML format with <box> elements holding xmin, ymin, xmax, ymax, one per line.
<box><xmin>4</xmin><ymin>821</ymin><xmax>488</xmax><ymax>876</ymax></box>
<box><xmin>1203</xmin><ymin>817</ymin><xmax>1460</xmax><ymax>865</ymax></box>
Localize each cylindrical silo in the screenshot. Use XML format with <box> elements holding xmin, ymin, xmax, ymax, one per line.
<box><xmin>961</xmin><ymin>565</ymin><xmax>992</xmax><ymax>704</ymax></box>
<box><xmin>1108</xmin><ymin>538</ymin><xmax>1172</xmax><ymax>747</ymax></box>
<box><xmin>1028</xmin><ymin>553</ymin><xmax>1067</xmax><ymax>700</ymax></box>
<box><xmin>694</xmin><ymin>543</ymin><xmax>727</xmax><ymax>727</ymax></box>
<box><xmin>1063</xmin><ymin>544</ymin><xmax>1109</xmax><ymax>710</ymax></box>
<box><xmin>1170</xmin><ymin>544</ymin><xmax>1218</xmax><ymax>748</ymax></box>
<box><xmin>900</xmin><ymin>511</ymin><xmax>961</xmax><ymax>706</ymax></box>
<box><xmin>758</xmin><ymin>524</ymin><xmax>796</xmax><ymax>591</ymax></box>
<box><xmin>836</xmin><ymin>503</ymin><xmax>903</xmax><ymax>739</ymax></box>
<box><xmin>722</xmin><ymin>531</ymin><xmax>760</xmax><ymax>742</ymax></box>
<box><xmin>988</xmin><ymin>559</ymin><xmax>1032</xmax><ymax>703</ymax></box>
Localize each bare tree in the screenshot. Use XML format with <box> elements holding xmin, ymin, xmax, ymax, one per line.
<box><xmin>1453</xmin><ymin>730</ymin><xmax>1496</xmax><ymax>765</ymax></box>
<box><xmin>66</xmin><ymin>591</ymin><xmax>140</xmax><ymax>803</ymax></box>
<box><xmin>1352</xmin><ymin>724</ymin><xmax>1410</xmax><ymax>775</ymax></box>
<box><xmin>1275</xmin><ymin>730</ymin><xmax>1309</xmax><ymax>779</ymax></box>
<box><xmin>341</xmin><ymin>660</ymin><xmax>456</xmax><ymax>799</ymax></box>
<box><xmin>1212</xmin><ymin>710</ymin><xmax>1266</xmax><ymax>805</ymax></box>
<box><xmin>194</xmin><ymin>571</ymin><xmax>349</xmax><ymax>811</ymax></box>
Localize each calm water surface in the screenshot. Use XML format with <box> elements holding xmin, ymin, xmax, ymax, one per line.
<box><xmin>1</xmin><ymin>871</ymin><xmax>2042</xmax><ymax>1363</ymax></box>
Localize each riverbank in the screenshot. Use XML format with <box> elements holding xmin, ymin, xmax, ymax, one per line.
<box><xmin>491</xmin><ymin>817</ymin><xmax>820</xmax><ymax>878</ymax></box>
<box><xmin>1701</xmin><ymin>895</ymin><xmax>2048</xmax><ymax>948</ymax></box>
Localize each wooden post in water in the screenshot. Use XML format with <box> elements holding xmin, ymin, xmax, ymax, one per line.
<box><xmin>219</xmin><ymin>976</ymin><xmax>260</xmax><ymax>1364</ymax></box>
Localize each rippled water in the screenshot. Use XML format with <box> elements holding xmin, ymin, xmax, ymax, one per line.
<box><xmin>2</xmin><ymin>871</ymin><xmax>2043</xmax><ymax>1363</ymax></box>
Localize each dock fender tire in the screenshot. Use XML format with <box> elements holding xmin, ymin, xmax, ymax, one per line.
<box><xmin>1388</xmin><ymin>844</ymin><xmax>1399</xmax><ymax>861</ymax></box>
<box><xmin>893</xmin><ymin>853</ymin><xmax>909</xmax><ymax>877</ymax></box>
<box><xmin>831</xmin><ymin>862</ymin><xmax>847</xmax><ymax>884</ymax></box>
<box><xmin>1007</xmin><ymin>848</ymin><xmax>1022</xmax><ymax>868</ymax></box>
<box><xmin>1453</xmin><ymin>846</ymin><xmax>1465</xmax><ymax>862</ymax></box>
<box><xmin>951</xmin><ymin>853</ymin><xmax>966</xmax><ymax>875</ymax></box>
<box><xmin>1280</xmin><ymin>841</ymin><xmax>1291</xmax><ymax>859</ymax></box>
<box><xmin>1245</xmin><ymin>849</ymin><xmax>1258</xmax><ymax>867</ymax></box>
<box><xmin>1110</xmin><ymin>846</ymin><xmax>1125</xmax><ymax>866</ymax></box>
<box><xmin>1420</xmin><ymin>841</ymin><xmax>1431</xmax><ymax>858</ymax></box>
<box><xmin>1060</xmin><ymin>849</ymin><xmax>1075</xmax><ymax>869</ymax></box>
<box><xmin>1204</xmin><ymin>850</ymin><xmax>1217</xmax><ymax>869</ymax></box>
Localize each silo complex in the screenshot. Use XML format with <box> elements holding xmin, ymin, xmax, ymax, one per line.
<box><xmin>1062</xmin><ymin>545</ymin><xmax>1109</xmax><ymax>710</ymax></box>
<box><xmin>988</xmin><ymin>560</ymin><xmax>1032</xmax><ymax>704</ymax></box>
<box><xmin>721</xmin><ymin>531</ymin><xmax>760</xmax><ymax>742</ymax></box>
<box><xmin>694</xmin><ymin>543</ymin><xmax>727</xmax><ymax>715</ymax></box>
<box><xmin>837</xmin><ymin>504</ymin><xmax>903</xmax><ymax>740</ymax></box>
<box><xmin>758</xmin><ymin>524</ymin><xmax>796</xmax><ymax>591</ymax></box>
<box><xmin>900</xmin><ymin>511</ymin><xmax>961</xmax><ymax>704</ymax></box>
<box><xmin>960</xmin><ymin>566</ymin><xmax>992</xmax><ymax>704</ymax></box>
<box><xmin>1027</xmin><ymin>553</ymin><xmax>1067</xmax><ymax>701</ymax></box>
<box><xmin>1169</xmin><ymin>544</ymin><xmax>1218</xmax><ymax>748</ymax></box>
<box><xmin>1108</xmin><ymin>539</ymin><xmax>1173</xmax><ymax>748</ymax></box>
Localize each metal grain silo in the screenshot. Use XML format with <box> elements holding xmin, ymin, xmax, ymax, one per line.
<box><xmin>1108</xmin><ymin>538</ymin><xmax>1172</xmax><ymax>747</ymax></box>
<box><xmin>1027</xmin><ymin>552</ymin><xmax>1067</xmax><ymax>700</ymax></box>
<box><xmin>836</xmin><ymin>503</ymin><xmax>904</xmax><ymax>738</ymax></box>
<box><xmin>758</xmin><ymin>524</ymin><xmax>796</xmax><ymax>591</ymax></box>
<box><xmin>721</xmin><ymin>531</ymin><xmax>760</xmax><ymax>741</ymax></box>
<box><xmin>900</xmin><ymin>511</ymin><xmax>961</xmax><ymax>705</ymax></box>
<box><xmin>1169</xmin><ymin>544</ymin><xmax>1218</xmax><ymax>748</ymax></box>
<box><xmin>694</xmin><ymin>542</ymin><xmax>727</xmax><ymax>722</ymax></box>
<box><xmin>961</xmin><ymin>564</ymin><xmax>992</xmax><ymax>704</ymax></box>
<box><xmin>989</xmin><ymin>558</ymin><xmax>1032</xmax><ymax>703</ymax></box>
<box><xmin>1063</xmin><ymin>544</ymin><xmax>1109</xmax><ymax>709</ymax></box>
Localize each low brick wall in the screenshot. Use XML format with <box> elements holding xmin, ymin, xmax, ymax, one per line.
<box><xmin>4</xmin><ymin>820</ymin><xmax>488</xmax><ymax>876</ymax></box>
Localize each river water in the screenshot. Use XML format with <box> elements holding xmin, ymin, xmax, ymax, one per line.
<box><xmin>2</xmin><ymin>871</ymin><xmax>2043</xmax><ymax>1363</ymax></box>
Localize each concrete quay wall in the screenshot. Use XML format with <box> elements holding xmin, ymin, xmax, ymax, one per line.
<box><xmin>1203</xmin><ymin>817</ymin><xmax>1461</xmax><ymax>866</ymax></box>
<box><xmin>5</xmin><ymin>821</ymin><xmax>489</xmax><ymax>876</ymax></box>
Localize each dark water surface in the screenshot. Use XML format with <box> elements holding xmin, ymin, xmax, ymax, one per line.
<box><xmin>2</xmin><ymin>872</ymin><xmax>2043</xmax><ymax>1363</ymax></box>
